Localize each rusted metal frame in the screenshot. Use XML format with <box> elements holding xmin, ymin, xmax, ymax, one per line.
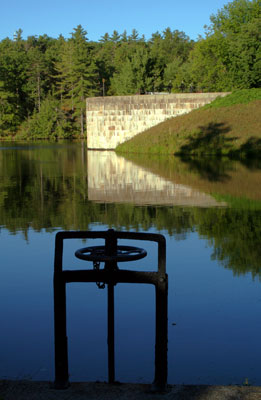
<box><xmin>54</xmin><ymin>230</ymin><xmax>166</xmax><ymax>273</ymax></box>
<box><xmin>104</xmin><ymin>233</ymin><xmax>118</xmax><ymax>384</ymax></box>
<box><xmin>54</xmin><ymin>273</ymin><xmax>168</xmax><ymax>390</ymax></box>
<box><xmin>53</xmin><ymin>271</ymin><xmax>69</xmax><ymax>389</ymax></box>
<box><xmin>55</xmin><ymin>230</ymin><xmax>166</xmax><ymax>242</ymax></box>
<box><xmin>107</xmin><ymin>277</ymin><xmax>115</xmax><ymax>383</ymax></box>
<box><xmin>154</xmin><ymin>274</ymin><xmax>168</xmax><ymax>391</ymax></box>
<box><xmin>54</xmin><ymin>269</ymin><xmax>160</xmax><ymax>387</ymax></box>
<box><xmin>54</xmin><ymin>230</ymin><xmax>167</xmax><ymax>390</ymax></box>
<box><xmin>62</xmin><ymin>269</ymin><xmax>160</xmax><ymax>284</ymax></box>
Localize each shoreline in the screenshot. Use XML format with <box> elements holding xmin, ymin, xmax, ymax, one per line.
<box><xmin>1</xmin><ymin>380</ymin><xmax>261</xmax><ymax>400</ymax></box>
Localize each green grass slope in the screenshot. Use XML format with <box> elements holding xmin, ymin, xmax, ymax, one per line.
<box><xmin>116</xmin><ymin>89</ymin><xmax>261</xmax><ymax>157</ymax></box>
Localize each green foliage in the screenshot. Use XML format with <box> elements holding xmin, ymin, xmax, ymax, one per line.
<box><xmin>209</xmin><ymin>0</ymin><xmax>261</xmax><ymax>35</ymax></box>
<box><xmin>213</xmin><ymin>193</ymin><xmax>261</xmax><ymax>210</ymax></box>
<box><xmin>0</xmin><ymin>0</ymin><xmax>260</xmax><ymax>138</ymax></box>
<box><xmin>0</xmin><ymin>36</ymin><xmax>28</xmax><ymax>134</ymax></box>
<box><xmin>54</xmin><ymin>25</ymin><xmax>99</xmax><ymax>136</ymax></box>
<box><xmin>187</xmin><ymin>0</ymin><xmax>261</xmax><ymax>91</ymax></box>
<box><xmin>0</xmin><ymin>82</ymin><xmax>20</xmax><ymax>135</ymax></box>
<box><xmin>110</xmin><ymin>46</ymin><xmax>153</xmax><ymax>94</ymax></box>
<box><xmin>187</xmin><ymin>33</ymin><xmax>232</xmax><ymax>91</ymax></box>
<box><xmin>204</xmin><ymin>88</ymin><xmax>261</xmax><ymax>108</ymax></box>
<box><xmin>0</xmin><ymin>25</ymin><xmax>100</xmax><ymax>139</ymax></box>
<box><xmin>18</xmin><ymin>96</ymin><xmax>74</xmax><ymax>139</ymax></box>
<box><xmin>226</xmin><ymin>17</ymin><xmax>261</xmax><ymax>88</ymax></box>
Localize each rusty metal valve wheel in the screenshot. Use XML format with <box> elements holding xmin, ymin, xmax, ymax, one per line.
<box><xmin>75</xmin><ymin>245</ymin><xmax>147</xmax><ymax>262</ymax></box>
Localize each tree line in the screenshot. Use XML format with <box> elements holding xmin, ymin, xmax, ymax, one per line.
<box><xmin>0</xmin><ymin>0</ymin><xmax>260</xmax><ymax>139</ymax></box>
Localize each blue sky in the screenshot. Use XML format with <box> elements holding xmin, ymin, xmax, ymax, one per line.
<box><xmin>1</xmin><ymin>0</ymin><xmax>229</xmax><ymax>42</ymax></box>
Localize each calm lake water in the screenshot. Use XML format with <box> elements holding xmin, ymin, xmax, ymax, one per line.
<box><xmin>0</xmin><ymin>141</ymin><xmax>261</xmax><ymax>385</ymax></box>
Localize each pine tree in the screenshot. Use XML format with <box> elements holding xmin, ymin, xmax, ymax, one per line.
<box><xmin>110</xmin><ymin>30</ymin><xmax>120</xmax><ymax>43</ymax></box>
<box><xmin>0</xmin><ymin>36</ymin><xmax>27</xmax><ymax>134</ymax></box>
<box><xmin>55</xmin><ymin>25</ymin><xmax>99</xmax><ymax>136</ymax></box>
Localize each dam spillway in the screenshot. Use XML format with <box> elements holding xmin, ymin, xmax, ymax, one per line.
<box><xmin>86</xmin><ymin>93</ymin><xmax>229</xmax><ymax>149</ymax></box>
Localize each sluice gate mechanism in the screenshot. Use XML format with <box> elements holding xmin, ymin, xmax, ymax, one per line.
<box><xmin>53</xmin><ymin>229</ymin><xmax>168</xmax><ymax>391</ymax></box>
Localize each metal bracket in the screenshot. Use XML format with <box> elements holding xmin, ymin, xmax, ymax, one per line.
<box><xmin>53</xmin><ymin>228</ymin><xmax>168</xmax><ymax>391</ymax></box>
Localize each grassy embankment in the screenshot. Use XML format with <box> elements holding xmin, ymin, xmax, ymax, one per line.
<box><xmin>116</xmin><ymin>89</ymin><xmax>261</xmax><ymax>157</ymax></box>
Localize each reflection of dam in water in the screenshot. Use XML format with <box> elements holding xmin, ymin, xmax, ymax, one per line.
<box><xmin>88</xmin><ymin>151</ymin><xmax>226</xmax><ymax>207</ymax></box>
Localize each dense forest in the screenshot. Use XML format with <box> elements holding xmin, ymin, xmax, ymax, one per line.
<box><xmin>0</xmin><ymin>0</ymin><xmax>260</xmax><ymax>139</ymax></box>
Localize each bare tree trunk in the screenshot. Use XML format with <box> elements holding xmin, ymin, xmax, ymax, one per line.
<box><xmin>71</xmin><ymin>84</ymin><xmax>74</xmax><ymax>112</ymax></box>
<box><xmin>37</xmin><ymin>73</ymin><xmax>41</xmax><ymax>111</ymax></box>
<box><xmin>80</xmin><ymin>107</ymin><xmax>84</xmax><ymax>137</ymax></box>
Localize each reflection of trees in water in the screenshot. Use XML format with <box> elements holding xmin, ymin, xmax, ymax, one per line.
<box><xmin>239</xmin><ymin>157</ymin><xmax>261</xmax><ymax>171</ymax></box>
<box><xmin>178</xmin><ymin>156</ymin><xmax>233</xmax><ymax>182</ymax></box>
<box><xmin>0</xmin><ymin>145</ymin><xmax>261</xmax><ymax>279</ymax></box>
<box><xmin>0</xmin><ymin>145</ymin><xmax>195</xmax><ymax>235</ymax></box>
<box><xmin>122</xmin><ymin>153</ymin><xmax>261</xmax><ymax>202</ymax></box>
<box><xmin>194</xmin><ymin>208</ymin><xmax>261</xmax><ymax>280</ymax></box>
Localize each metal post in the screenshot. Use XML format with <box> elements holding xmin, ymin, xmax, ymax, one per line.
<box><xmin>105</xmin><ymin>229</ymin><xmax>117</xmax><ymax>383</ymax></box>
<box><xmin>53</xmin><ymin>274</ymin><xmax>69</xmax><ymax>389</ymax></box>
<box><xmin>152</xmin><ymin>233</ymin><xmax>168</xmax><ymax>391</ymax></box>
<box><xmin>153</xmin><ymin>275</ymin><xmax>168</xmax><ymax>391</ymax></box>
<box><xmin>107</xmin><ymin>281</ymin><xmax>115</xmax><ymax>383</ymax></box>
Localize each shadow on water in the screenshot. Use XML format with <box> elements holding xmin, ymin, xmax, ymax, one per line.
<box><xmin>177</xmin><ymin>154</ymin><xmax>261</xmax><ymax>183</ymax></box>
<box><xmin>240</xmin><ymin>156</ymin><xmax>261</xmax><ymax>170</ymax></box>
<box><xmin>178</xmin><ymin>156</ymin><xmax>233</xmax><ymax>182</ymax></box>
<box><xmin>122</xmin><ymin>151</ymin><xmax>261</xmax><ymax>203</ymax></box>
<box><xmin>238</xmin><ymin>136</ymin><xmax>261</xmax><ymax>161</ymax></box>
<box><xmin>177</xmin><ymin>136</ymin><xmax>261</xmax><ymax>182</ymax></box>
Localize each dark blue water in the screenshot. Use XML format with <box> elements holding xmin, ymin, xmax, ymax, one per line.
<box><xmin>0</xmin><ymin>142</ymin><xmax>261</xmax><ymax>385</ymax></box>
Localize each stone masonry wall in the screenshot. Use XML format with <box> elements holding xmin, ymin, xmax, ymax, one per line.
<box><xmin>86</xmin><ymin>93</ymin><xmax>229</xmax><ymax>149</ymax></box>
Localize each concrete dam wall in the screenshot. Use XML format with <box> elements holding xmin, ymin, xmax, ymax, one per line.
<box><xmin>86</xmin><ymin>93</ymin><xmax>229</xmax><ymax>149</ymax></box>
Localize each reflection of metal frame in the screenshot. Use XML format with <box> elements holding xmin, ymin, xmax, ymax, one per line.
<box><xmin>53</xmin><ymin>229</ymin><xmax>168</xmax><ymax>391</ymax></box>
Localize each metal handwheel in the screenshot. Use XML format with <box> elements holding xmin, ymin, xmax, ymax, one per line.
<box><xmin>75</xmin><ymin>245</ymin><xmax>147</xmax><ymax>262</ymax></box>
